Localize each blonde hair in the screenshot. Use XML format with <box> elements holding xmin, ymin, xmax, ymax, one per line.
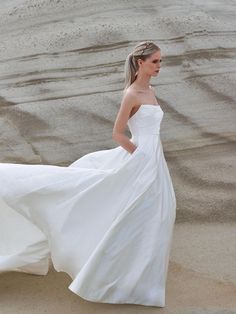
<box><xmin>123</xmin><ymin>41</ymin><xmax>160</xmax><ymax>91</ymax></box>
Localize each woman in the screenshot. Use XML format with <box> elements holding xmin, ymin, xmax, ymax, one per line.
<box><xmin>0</xmin><ymin>41</ymin><xmax>176</xmax><ymax>307</ymax></box>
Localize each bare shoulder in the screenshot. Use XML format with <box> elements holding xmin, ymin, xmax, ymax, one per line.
<box><xmin>112</xmin><ymin>89</ymin><xmax>138</xmax><ymax>131</ymax></box>
<box><xmin>121</xmin><ymin>88</ymin><xmax>139</xmax><ymax>111</ymax></box>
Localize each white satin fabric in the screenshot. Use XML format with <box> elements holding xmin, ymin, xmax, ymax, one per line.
<box><xmin>0</xmin><ymin>104</ymin><xmax>176</xmax><ymax>307</ymax></box>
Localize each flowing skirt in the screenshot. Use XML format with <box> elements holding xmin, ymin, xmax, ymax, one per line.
<box><xmin>0</xmin><ymin>134</ymin><xmax>176</xmax><ymax>307</ymax></box>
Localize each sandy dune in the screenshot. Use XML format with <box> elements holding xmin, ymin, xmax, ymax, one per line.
<box><xmin>0</xmin><ymin>0</ymin><xmax>235</xmax><ymax>313</ymax></box>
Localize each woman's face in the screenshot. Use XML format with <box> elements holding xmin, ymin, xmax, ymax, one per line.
<box><xmin>138</xmin><ymin>50</ymin><xmax>162</xmax><ymax>76</ymax></box>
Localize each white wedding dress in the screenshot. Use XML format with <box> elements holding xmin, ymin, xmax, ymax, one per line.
<box><xmin>0</xmin><ymin>103</ymin><xmax>176</xmax><ymax>307</ymax></box>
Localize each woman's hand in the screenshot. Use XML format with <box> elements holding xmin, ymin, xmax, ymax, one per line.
<box><xmin>131</xmin><ymin>146</ymin><xmax>138</xmax><ymax>154</ymax></box>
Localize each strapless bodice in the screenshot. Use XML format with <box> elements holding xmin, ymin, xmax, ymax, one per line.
<box><xmin>127</xmin><ymin>104</ymin><xmax>164</xmax><ymax>137</ymax></box>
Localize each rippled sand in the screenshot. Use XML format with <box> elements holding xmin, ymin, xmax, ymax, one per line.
<box><xmin>0</xmin><ymin>0</ymin><xmax>235</xmax><ymax>313</ymax></box>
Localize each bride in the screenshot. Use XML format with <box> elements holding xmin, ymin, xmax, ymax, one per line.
<box><xmin>0</xmin><ymin>40</ymin><xmax>176</xmax><ymax>308</ymax></box>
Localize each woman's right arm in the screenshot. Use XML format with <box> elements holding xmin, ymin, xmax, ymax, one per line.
<box><xmin>112</xmin><ymin>91</ymin><xmax>138</xmax><ymax>154</ymax></box>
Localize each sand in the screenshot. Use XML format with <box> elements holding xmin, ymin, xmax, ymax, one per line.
<box><xmin>0</xmin><ymin>0</ymin><xmax>235</xmax><ymax>313</ymax></box>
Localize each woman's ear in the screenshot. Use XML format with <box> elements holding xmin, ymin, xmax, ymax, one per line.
<box><xmin>137</xmin><ymin>58</ymin><xmax>142</xmax><ymax>67</ymax></box>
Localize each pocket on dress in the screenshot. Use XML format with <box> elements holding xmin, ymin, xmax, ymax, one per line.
<box><xmin>132</xmin><ymin>146</ymin><xmax>147</xmax><ymax>160</ymax></box>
